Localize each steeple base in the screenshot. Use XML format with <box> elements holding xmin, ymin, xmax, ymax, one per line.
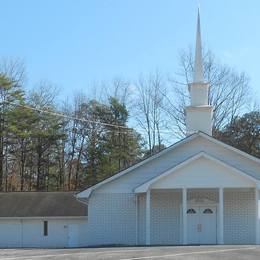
<box><xmin>186</xmin><ymin>105</ymin><xmax>213</xmax><ymax>136</ymax></box>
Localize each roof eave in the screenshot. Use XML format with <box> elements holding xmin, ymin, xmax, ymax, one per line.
<box><xmin>198</xmin><ymin>132</ymin><xmax>260</xmax><ymax>164</ymax></box>
<box><xmin>76</xmin><ymin>133</ymin><xmax>199</xmax><ymax>199</ymax></box>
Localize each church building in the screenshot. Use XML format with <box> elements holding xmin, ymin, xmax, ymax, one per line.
<box><xmin>77</xmin><ymin>10</ymin><xmax>260</xmax><ymax>246</ymax></box>
<box><xmin>0</xmin><ymin>10</ymin><xmax>260</xmax><ymax>248</ymax></box>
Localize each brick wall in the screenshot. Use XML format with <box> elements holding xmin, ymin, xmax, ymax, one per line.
<box><xmin>86</xmin><ymin>189</ymin><xmax>256</xmax><ymax>246</ymax></box>
<box><xmin>224</xmin><ymin>189</ymin><xmax>255</xmax><ymax>244</ymax></box>
<box><xmin>87</xmin><ymin>193</ymin><xmax>136</xmax><ymax>246</ymax></box>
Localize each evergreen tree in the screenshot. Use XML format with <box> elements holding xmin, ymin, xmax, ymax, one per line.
<box><xmin>216</xmin><ymin>111</ymin><xmax>260</xmax><ymax>158</ymax></box>
<box><xmin>8</xmin><ymin>105</ymin><xmax>38</xmax><ymax>190</ymax></box>
<box><xmin>31</xmin><ymin>110</ymin><xmax>66</xmax><ymax>190</ymax></box>
<box><xmin>0</xmin><ymin>75</ymin><xmax>24</xmax><ymax>190</ymax></box>
<box><xmin>98</xmin><ymin>97</ymin><xmax>142</xmax><ymax>181</ymax></box>
<box><xmin>71</xmin><ymin>98</ymin><xmax>142</xmax><ymax>188</ymax></box>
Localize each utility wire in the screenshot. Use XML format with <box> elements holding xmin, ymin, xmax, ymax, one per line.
<box><xmin>15</xmin><ymin>103</ymin><xmax>133</xmax><ymax>130</ymax></box>
<box><xmin>4</xmin><ymin>100</ymin><xmax>177</xmax><ymax>135</ymax></box>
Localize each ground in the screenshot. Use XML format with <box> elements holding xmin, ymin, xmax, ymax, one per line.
<box><xmin>0</xmin><ymin>246</ymin><xmax>260</xmax><ymax>260</ymax></box>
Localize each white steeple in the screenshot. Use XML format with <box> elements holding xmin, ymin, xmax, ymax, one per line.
<box><xmin>185</xmin><ymin>9</ymin><xmax>213</xmax><ymax>136</ymax></box>
<box><xmin>193</xmin><ymin>8</ymin><xmax>204</xmax><ymax>83</ymax></box>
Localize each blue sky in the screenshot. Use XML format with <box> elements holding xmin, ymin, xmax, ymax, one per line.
<box><xmin>1</xmin><ymin>0</ymin><xmax>260</xmax><ymax>101</ymax></box>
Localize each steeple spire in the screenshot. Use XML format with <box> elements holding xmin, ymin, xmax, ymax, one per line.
<box><xmin>193</xmin><ymin>8</ymin><xmax>204</xmax><ymax>83</ymax></box>
<box><xmin>185</xmin><ymin>8</ymin><xmax>213</xmax><ymax>136</ymax></box>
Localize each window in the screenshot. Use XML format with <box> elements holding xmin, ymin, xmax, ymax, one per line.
<box><xmin>203</xmin><ymin>208</ymin><xmax>213</xmax><ymax>214</ymax></box>
<box><xmin>187</xmin><ymin>208</ymin><xmax>196</xmax><ymax>214</ymax></box>
<box><xmin>43</xmin><ymin>221</ymin><xmax>48</xmax><ymax>236</ymax></box>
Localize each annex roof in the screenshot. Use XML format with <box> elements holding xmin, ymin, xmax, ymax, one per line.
<box><xmin>0</xmin><ymin>192</ymin><xmax>87</xmax><ymax>218</ymax></box>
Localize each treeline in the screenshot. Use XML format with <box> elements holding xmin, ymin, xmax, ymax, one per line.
<box><xmin>0</xmin><ymin>74</ymin><xmax>144</xmax><ymax>191</ymax></box>
<box><xmin>0</xmin><ymin>47</ymin><xmax>259</xmax><ymax>191</ymax></box>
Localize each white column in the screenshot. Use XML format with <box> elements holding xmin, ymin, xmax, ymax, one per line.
<box><xmin>135</xmin><ymin>194</ymin><xmax>139</xmax><ymax>245</ymax></box>
<box><xmin>218</xmin><ymin>187</ymin><xmax>224</xmax><ymax>244</ymax></box>
<box><xmin>182</xmin><ymin>188</ymin><xmax>187</xmax><ymax>245</ymax></box>
<box><xmin>145</xmin><ymin>189</ymin><xmax>151</xmax><ymax>245</ymax></box>
<box><xmin>255</xmin><ymin>188</ymin><xmax>259</xmax><ymax>245</ymax></box>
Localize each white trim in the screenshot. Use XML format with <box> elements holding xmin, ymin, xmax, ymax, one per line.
<box><xmin>198</xmin><ymin>132</ymin><xmax>260</xmax><ymax>165</ymax></box>
<box><xmin>256</xmin><ymin>189</ymin><xmax>259</xmax><ymax>244</ymax></box>
<box><xmin>135</xmin><ymin>152</ymin><xmax>260</xmax><ymax>193</ymax></box>
<box><xmin>182</xmin><ymin>188</ymin><xmax>187</xmax><ymax>245</ymax></box>
<box><xmin>135</xmin><ymin>194</ymin><xmax>138</xmax><ymax>245</ymax></box>
<box><xmin>218</xmin><ymin>188</ymin><xmax>224</xmax><ymax>244</ymax></box>
<box><xmin>145</xmin><ymin>189</ymin><xmax>151</xmax><ymax>245</ymax></box>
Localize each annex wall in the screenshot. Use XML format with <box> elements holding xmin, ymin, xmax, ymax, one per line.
<box><xmin>0</xmin><ymin>218</ymin><xmax>88</xmax><ymax>248</ymax></box>
<box><xmin>0</xmin><ymin>220</ymin><xmax>22</xmax><ymax>247</ymax></box>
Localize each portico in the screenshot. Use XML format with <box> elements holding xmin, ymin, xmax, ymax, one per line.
<box><xmin>137</xmin><ymin>187</ymin><xmax>259</xmax><ymax>246</ymax></box>
<box><xmin>135</xmin><ymin>153</ymin><xmax>260</xmax><ymax>245</ymax></box>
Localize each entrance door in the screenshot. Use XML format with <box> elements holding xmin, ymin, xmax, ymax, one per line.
<box><xmin>68</xmin><ymin>224</ymin><xmax>79</xmax><ymax>247</ymax></box>
<box><xmin>199</xmin><ymin>207</ymin><xmax>217</xmax><ymax>244</ymax></box>
<box><xmin>187</xmin><ymin>206</ymin><xmax>217</xmax><ymax>244</ymax></box>
<box><xmin>187</xmin><ymin>207</ymin><xmax>200</xmax><ymax>244</ymax></box>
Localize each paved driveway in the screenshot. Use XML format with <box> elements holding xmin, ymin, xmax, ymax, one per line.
<box><xmin>0</xmin><ymin>245</ymin><xmax>259</xmax><ymax>260</ymax></box>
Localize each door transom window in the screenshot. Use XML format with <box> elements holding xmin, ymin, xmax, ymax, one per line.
<box><xmin>187</xmin><ymin>208</ymin><xmax>196</xmax><ymax>214</ymax></box>
<box><xmin>203</xmin><ymin>208</ymin><xmax>213</xmax><ymax>214</ymax></box>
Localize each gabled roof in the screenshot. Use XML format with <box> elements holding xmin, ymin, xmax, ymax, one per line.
<box><xmin>77</xmin><ymin>132</ymin><xmax>260</xmax><ymax>199</ymax></box>
<box><xmin>134</xmin><ymin>152</ymin><xmax>260</xmax><ymax>193</ymax></box>
<box><xmin>77</xmin><ymin>133</ymin><xmax>198</xmax><ymax>199</ymax></box>
<box><xmin>198</xmin><ymin>132</ymin><xmax>260</xmax><ymax>164</ymax></box>
<box><xmin>0</xmin><ymin>192</ymin><xmax>87</xmax><ymax>218</ymax></box>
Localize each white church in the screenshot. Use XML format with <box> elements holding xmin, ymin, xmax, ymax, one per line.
<box><xmin>77</xmin><ymin>11</ymin><xmax>260</xmax><ymax>246</ymax></box>
<box><xmin>0</xmin><ymin>11</ymin><xmax>260</xmax><ymax>248</ymax></box>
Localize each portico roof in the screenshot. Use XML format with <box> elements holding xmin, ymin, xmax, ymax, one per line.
<box><xmin>134</xmin><ymin>152</ymin><xmax>260</xmax><ymax>193</ymax></box>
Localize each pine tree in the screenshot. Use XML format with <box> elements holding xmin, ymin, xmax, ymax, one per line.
<box><xmin>216</xmin><ymin>111</ymin><xmax>260</xmax><ymax>158</ymax></box>
<box><xmin>0</xmin><ymin>75</ymin><xmax>24</xmax><ymax>190</ymax></box>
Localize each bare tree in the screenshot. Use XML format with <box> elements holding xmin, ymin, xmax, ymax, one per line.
<box><xmin>134</xmin><ymin>71</ymin><xmax>167</xmax><ymax>155</ymax></box>
<box><xmin>110</xmin><ymin>78</ymin><xmax>132</xmax><ymax>106</ymax></box>
<box><xmin>64</xmin><ymin>93</ymin><xmax>87</xmax><ymax>190</ymax></box>
<box><xmin>0</xmin><ymin>58</ymin><xmax>26</xmax><ymax>86</ymax></box>
<box><xmin>26</xmin><ymin>83</ymin><xmax>62</xmax><ymax>191</ymax></box>
<box><xmin>165</xmin><ymin>48</ymin><xmax>250</xmax><ymax>137</ymax></box>
<box><xmin>28</xmin><ymin>80</ymin><xmax>59</xmax><ymax>108</ymax></box>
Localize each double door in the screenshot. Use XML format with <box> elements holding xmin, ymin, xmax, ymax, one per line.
<box><xmin>187</xmin><ymin>206</ymin><xmax>217</xmax><ymax>244</ymax></box>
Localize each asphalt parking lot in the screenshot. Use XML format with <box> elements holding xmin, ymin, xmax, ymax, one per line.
<box><xmin>0</xmin><ymin>245</ymin><xmax>259</xmax><ymax>260</ymax></box>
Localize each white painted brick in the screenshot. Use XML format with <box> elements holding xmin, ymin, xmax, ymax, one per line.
<box><xmin>87</xmin><ymin>192</ymin><xmax>136</xmax><ymax>246</ymax></box>
<box><xmin>151</xmin><ymin>190</ymin><xmax>181</xmax><ymax>245</ymax></box>
<box><xmin>224</xmin><ymin>189</ymin><xmax>255</xmax><ymax>244</ymax></box>
<box><xmin>86</xmin><ymin>189</ymin><xmax>257</xmax><ymax>245</ymax></box>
